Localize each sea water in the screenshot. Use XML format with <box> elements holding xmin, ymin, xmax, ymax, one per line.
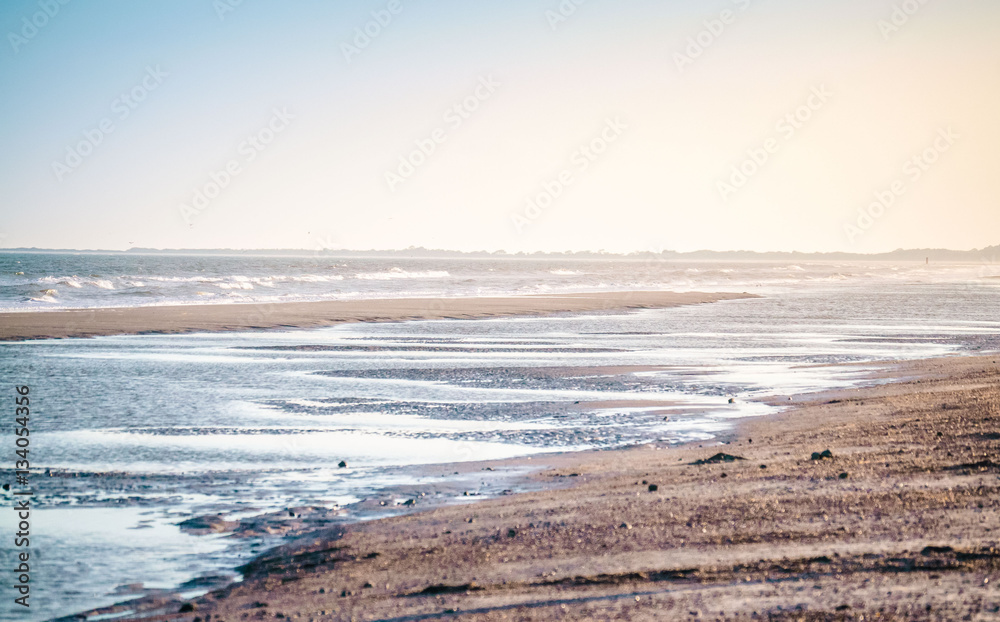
<box><xmin>0</xmin><ymin>254</ymin><xmax>998</xmax><ymax>619</ymax></box>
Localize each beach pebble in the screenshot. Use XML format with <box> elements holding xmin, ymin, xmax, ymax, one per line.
<box><xmin>620</xmin><ymin>522</ymin><xmax>632</xmax><ymax>530</ymax></box>
<box><xmin>338</xmin><ymin>460</ymin><xmax>347</xmax><ymax>468</ymax></box>
<box><xmin>693</xmin><ymin>453</ymin><xmax>745</xmax><ymax>465</ymax></box>
<box><xmin>648</xmin><ymin>484</ymin><xmax>659</xmax><ymax>492</ymax></box>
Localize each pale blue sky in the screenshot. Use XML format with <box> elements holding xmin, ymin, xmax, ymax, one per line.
<box><xmin>1</xmin><ymin>0</ymin><xmax>998</xmax><ymax>252</ymax></box>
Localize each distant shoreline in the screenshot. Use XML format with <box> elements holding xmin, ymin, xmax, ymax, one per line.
<box><xmin>1</xmin><ymin>245</ymin><xmax>997</xmax><ymax>261</ymax></box>
<box><xmin>0</xmin><ymin>290</ymin><xmax>755</xmax><ymax>341</ymax></box>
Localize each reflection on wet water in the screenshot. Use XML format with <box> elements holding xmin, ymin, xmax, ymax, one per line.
<box><xmin>1</xmin><ymin>282</ymin><xmax>998</xmax><ymax>619</ymax></box>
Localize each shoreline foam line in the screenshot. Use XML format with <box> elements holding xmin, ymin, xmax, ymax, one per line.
<box><xmin>0</xmin><ymin>290</ymin><xmax>757</xmax><ymax>341</ymax></box>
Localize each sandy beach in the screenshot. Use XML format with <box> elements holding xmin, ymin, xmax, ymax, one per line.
<box><xmin>6</xmin><ymin>0</ymin><xmax>998</xmax><ymax>617</ymax></box>
<box><xmin>67</xmin><ymin>353</ymin><xmax>1000</xmax><ymax>622</ymax></box>
<box><xmin>0</xmin><ymin>291</ymin><xmax>753</xmax><ymax>341</ymax></box>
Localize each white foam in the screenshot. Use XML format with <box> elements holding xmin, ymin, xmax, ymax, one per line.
<box><xmin>354</xmin><ymin>268</ymin><xmax>450</xmax><ymax>280</ymax></box>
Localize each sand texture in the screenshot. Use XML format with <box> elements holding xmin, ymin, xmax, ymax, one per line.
<box><xmin>75</xmin><ymin>354</ymin><xmax>1000</xmax><ymax>621</ymax></box>
<box><xmin>0</xmin><ymin>291</ymin><xmax>753</xmax><ymax>341</ymax></box>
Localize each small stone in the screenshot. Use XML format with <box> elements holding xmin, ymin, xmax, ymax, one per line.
<box><xmin>759</xmin><ymin>465</ymin><xmax>767</xmax><ymax>469</ymax></box>
<box><xmin>620</xmin><ymin>522</ymin><xmax>632</xmax><ymax>530</ymax></box>
<box><xmin>921</xmin><ymin>545</ymin><xmax>953</xmax><ymax>555</ymax></box>
<box><xmin>728</xmin><ymin>398</ymin><xmax>736</xmax><ymax>404</ymax></box>
<box><xmin>179</xmin><ymin>603</ymin><xmax>196</xmax><ymax>613</ymax></box>
<box><xmin>648</xmin><ymin>484</ymin><xmax>658</xmax><ymax>492</ymax></box>
<box><xmin>838</xmin><ymin>472</ymin><xmax>849</xmax><ymax>479</ymax></box>
<box><xmin>507</xmin><ymin>528</ymin><xmax>517</xmax><ymax>537</ymax></box>
<box><xmin>692</xmin><ymin>453</ymin><xmax>745</xmax><ymax>465</ymax></box>
<box><xmin>338</xmin><ymin>461</ymin><xmax>347</xmax><ymax>468</ymax></box>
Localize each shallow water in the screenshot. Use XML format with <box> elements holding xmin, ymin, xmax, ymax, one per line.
<box><xmin>0</xmin><ymin>273</ymin><xmax>998</xmax><ymax>619</ymax></box>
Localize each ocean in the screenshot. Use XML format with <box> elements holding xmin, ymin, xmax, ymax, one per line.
<box><xmin>0</xmin><ymin>253</ymin><xmax>998</xmax><ymax>620</ymax></box>
<box><xmin>1</xmin><ymin>251</ymin><xmax>997</xmax><ymax>310</ymax></box>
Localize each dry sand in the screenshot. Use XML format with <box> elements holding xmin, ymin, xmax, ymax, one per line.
<box><xmin>0</xmin><ymin>291</ymin><xmax>752</xmax><ymax>341</ymax></box>
<box><xmin>82</xmin><ymin>354</ymin><xmax>1000</xmax><ymax>622</ymax></box>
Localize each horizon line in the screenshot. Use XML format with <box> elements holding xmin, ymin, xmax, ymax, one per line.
<box><xmin>1</xmin><ymin>244</ymin><xmax>998</xmax><ymax>257</ymax></box>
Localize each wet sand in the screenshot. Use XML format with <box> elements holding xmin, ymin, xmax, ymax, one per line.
<box><xmin>0</xmin><ymin>291</ymin><xmax>752</xmax><ymax>341</ymax></box>
<box><xmin>81</xmin><ymin>354</ymin><xmax>1000</xmax><ymax>621</ymax></box>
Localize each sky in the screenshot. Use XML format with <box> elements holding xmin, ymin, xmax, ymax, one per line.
<box><xmin>1</xmin><ymin>0</ymin><xmax>998</xmax><ymax>254</ymax></box>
